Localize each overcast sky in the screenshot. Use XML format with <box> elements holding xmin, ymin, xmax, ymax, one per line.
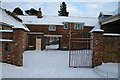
<box><xmin>1</xmin><ymin>1</ymin><xmax>119</xmax><ymax>17</ymax></box>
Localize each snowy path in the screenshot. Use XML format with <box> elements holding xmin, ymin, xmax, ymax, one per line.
<box><xmin>93</xmin><ymin>63</ymin><xmax>119</xmax><ymax>78</ymax></box>
<box><xmin>46</xmin><ymin>44</ymin><xmax>59</xmax><ymax>50</ymax></box>
<box><xmin>2</xmin><ymin>50</ymin><xmax>102</xmax><ymax>78</ymax></box>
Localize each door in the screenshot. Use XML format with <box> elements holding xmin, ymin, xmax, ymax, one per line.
<box><xmin>36</xmin><ymin>37</ymin><xmax>41</xmax><ymax>50</ymax></box>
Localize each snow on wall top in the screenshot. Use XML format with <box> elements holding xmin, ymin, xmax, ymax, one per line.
<box><xmin>0</xmin><ymin>30</ymin><xmax>13</xmax><ymax>32</ymax></box>
<box><xmin>0</xmin><ymin>8</ymin><xmax>29</xmax><ymax>31</ymax></box>
<box><xmin>101</xmin><ymin>12</ymin><xmax>113</xmax><ymax>16</ymax></box>
<box><xmin>103</xmin><ymin>33</ymin><xmax>120</xmax><ymax>36</ymax></box>
<box><xmin>0</xmin><ymin>39</ymin><xmax>13</xmax><ymax>42</ymax></box>
<box><xmin>18</xmin><ymin>15</ymin><xmax>98</xmax><ymax>27</ymax></box>
<box><xmin>89</xmin><ymin>20</ymin><xmax>104</xmax><ymax>33</ymax></box>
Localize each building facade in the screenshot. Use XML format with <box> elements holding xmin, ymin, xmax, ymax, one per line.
<box><xmin>18</xmin><ymin>8</ymin><xmax>97</xmax><ymax>50</ymax></box>
<box><xmin>0</xmin><ymin>8</ymin><xmax>29</xmax><ymax>66</ymax></box>
<box><xmin>98</xmin><ymin>6</ymin><xmax>120</xmax><ymax>33</ymax></box>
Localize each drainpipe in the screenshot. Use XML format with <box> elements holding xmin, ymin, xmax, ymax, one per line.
<box><xmin>69</xmin><ymin>23</ymin><xmax>71</xmax><ymax>67</ymax></box>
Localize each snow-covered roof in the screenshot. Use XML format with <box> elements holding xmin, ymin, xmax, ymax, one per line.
<box><xmin>89</xmin><ymin>21</ymin><xmax>104</xmax><ymax>33</ymax></box>
<box><xmin>100</xmin><ymin>12</ymin><xmax>113</xmax><ymax>16</ymax></box>
<box><xmin>0</xmin><ymin>39</ymin><xmax>13</xmax><ymax>42</ymax></box>
<box><xmin>113</xmin><ymin>7</ymin><xmax>120</xmax><ymax>15</ymax></box>
<box><xmin>18</xmin><ymin>15</ymin><xmax>98</xmax><ymax>27</ymax></box>
<box><xmin>0</xmin><ymin>8</ymin><xmax>29</xmax><ymax>31</ymax></box>
<box><xmin>99</xmin><ymin>7</ymin><xmax>120</xmax><ymax>19</ymax></box>
<box><xmin>0</xmin><ymin>30</ymin><xmax>13</xmax><ymax>32</ymax></box>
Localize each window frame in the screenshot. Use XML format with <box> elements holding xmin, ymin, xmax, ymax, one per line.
<box><xmin>74</xmin><ymin>23</ymin><xmax>84</xmax><ymax>30</ymax></box>
<box><xmin>49</xmin><ymin>25</ymin><xmax>56</xmax><ymax>31</ymax></box>
<box><xmin>64</xmin><ymin>23</ymin><xmax>68</xmax><ymax>29</ymax></box>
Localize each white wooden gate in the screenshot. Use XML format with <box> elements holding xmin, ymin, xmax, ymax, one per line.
<box><xmin>69</xmin><ymin>34</ymin><xmax>93</xmax><ymax>68</ymax></box>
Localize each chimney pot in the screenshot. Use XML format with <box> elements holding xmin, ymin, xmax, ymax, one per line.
<box><xmin>39</xmin><ymin>7</ymin><xmax>41</xmax><ymax>11</ymax></box>
<box><xmin>37</xmin><ymin>7</ymin><xmax>42</xmax><ymax>18</ymax></box>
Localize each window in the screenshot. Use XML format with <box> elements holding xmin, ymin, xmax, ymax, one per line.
<box><xmin>0</xmin><ymin>26</ymin><xmax>2</xmax><ymax>30</ymax></box>
<box><xmin>64</xmin><ymin>23</ymin><xmax>68</xmax><ymax>29</ymax></box>
<box><xmin>74</xmin><ymin>23</ymin><xmax>84</xmax><ymax>30</ymax></box>
<box><xmin>49</xmin><ymin>25</ymin><xmax>56</xmax><ymax>31</ymax></box>
<box><xmin>5</xmin><ymin>43</ymin><xmax>10</xmax><ymax>51</ymax></box>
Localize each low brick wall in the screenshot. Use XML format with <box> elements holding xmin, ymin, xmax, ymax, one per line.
<box><xmin>92</xmin><ymin>32</ymin><xmax>120</xmax><ymax>67</ymax></box>
<box><xmin>1</xmin><ymin>29</ymin><xmax>28</xmax><ymax>66</ymax></box>
<box><xmin>103</xmin><ymin>36</ymin><xmax>120</xmax><ymax>63</ymax></box>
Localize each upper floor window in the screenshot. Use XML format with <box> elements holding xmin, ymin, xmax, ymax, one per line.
<box><xmin>74</xmin><ymin>23</ymin><xmax>84</xmax><ymax>30</ymax></box>
<box><xmin>49</xmin><ymin>25</ymin><xmax>56</xmax><ymax>31</ymax></box>
<box><xmin>64</xmin><ymin>23</ymin><xmax>68</xmax><ymax>29</ymax></box>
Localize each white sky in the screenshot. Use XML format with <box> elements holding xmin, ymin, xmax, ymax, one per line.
<box><xmin>1</xmin><ymin>0</ymin><xmax>120</xmax><ymax>17</ymax></box>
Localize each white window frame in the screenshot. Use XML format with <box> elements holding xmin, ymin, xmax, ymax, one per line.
<box><xmin>64</xmin><ymin>23</ymin><xmax>68</xmax><ymax>29</ymax></box>
<box><xmin>74</xmin><ymin>23</ymin><xmax>84</xmax><ymax>30</ymax></box>
<box><xmin>49</xmin><ymin>25</ymin><xmax>56</xmax><ymax>31</ymax></box>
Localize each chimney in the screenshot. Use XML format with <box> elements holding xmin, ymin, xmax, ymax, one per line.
<box><xmin>37</xmin><ymin>7</ymin><xmax>42</xmax><ymax>18</ymax></box>
<box><xmin>28</xmin><ymin>12</ymin><xmax>31</xmax><ymax>15</ymax></box>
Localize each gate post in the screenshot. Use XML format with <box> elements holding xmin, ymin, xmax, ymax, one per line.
<box><xmin>91</xmin><ymin>31</ymin><xmax>104</xmax><ymax>68</ymax></box>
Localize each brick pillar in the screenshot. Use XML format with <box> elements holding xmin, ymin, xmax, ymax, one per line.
<box><xmin>13</xmin><ymin>29</ymin><xmax>24</xmax><ymax>66</ymax></box>
<box><xmin>92</xmin><ymin>32</ymin><xmax>104</xmax><ymax>68</ymax></box>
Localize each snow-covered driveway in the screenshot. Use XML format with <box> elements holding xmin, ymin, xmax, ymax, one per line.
<box><xmin>2</xmin><ymin>50</ymin><xmax>102</xmax><ymax>78</ymax></box>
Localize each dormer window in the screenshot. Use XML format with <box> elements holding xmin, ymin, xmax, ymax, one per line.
<box><xmin>49</xmin><ymin>25</ymin><xmax>56</xmax><ymax>31</ymax></box>
<box><xmin>74</xmin><ymin>23</ymin><xmax>84</xmax><ymax>30</ymax></box>
<box><xmin>64</xmin><ymin>23</ymin><xmax>68</xmax><ymax>29</ymax></box>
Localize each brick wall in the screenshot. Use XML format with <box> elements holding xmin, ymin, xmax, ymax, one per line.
<box><xmin>26</xmin><ymin>24</ymin><xmax>93</xmax><ymax>50</ymax></box>
<box><xmin>2</xmin><ymin>33</ymin><xmax>13</xmax><ymax>40</ymax></box>
<box><xmin>92</xmin><ymin>32</ymin><xmax>120</xmax><ymax>67</ymax></box>
<box><xmin>103</xmin><ymin>36</ymin><xmax>120</xmax><ymax>63</ymax></box>
<box><xmin>2</xmin><ymin>42</ymin><xmax>14</xmax><ymax>64</ymax></box>
<box><xmin>13</xmin><ymin>29</ymin><xmax>28</xmax><ymax>51</ymax></box>
<box><xmin>0</xmin><ymin>29</ymin><xmax>28</xmax><ymax>66</ymax></box>
<box><xmin>1</xmin><ymin>42</ymin><xmax>23</xmax><ymax>66</ymax></box>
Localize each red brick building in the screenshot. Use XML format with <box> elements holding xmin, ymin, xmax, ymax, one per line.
<box><xmin>18</xmin><ymin>8</ymin><xmax>97</xmax><ymax>50</ymax></box>
<box><xmin>0</xmin><ymin>8</ymin><xmax>29</xmax><ymax>66</ymax></box>
<box><xmin>1</xmin><ymin>7</ymin><xmax>98</xmax><ymax>66</ymax></box>
<box><xmin>90</xmin><ymin>6</ymin><xmax>120</xmax><ymax>67</ymax></box>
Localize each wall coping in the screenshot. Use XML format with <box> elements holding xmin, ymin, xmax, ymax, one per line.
<box><xmin>28</xmin><ymin>32</ymin><xmax>44</xmax><ymax>35</ymax></box>
<box><xmin>103</xmin><ymin>33</ymin><xmax>120</xmax><ymax>37</ymax></box>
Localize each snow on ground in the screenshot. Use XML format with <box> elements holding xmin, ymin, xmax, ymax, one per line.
<box><xmin>46</xmin><ymin>44</ymin><xmax>59</xmax><ymax>50</ymax></box>
<box><xmin>2</xmin><ymin>49</ymin><xmax>102</xmax><ymax>78</ymax></box>
<box><xmin>93</xmin><ymin>63</ymin><xmax>119</xmax><ymax>78</ymax></box>
<box><xmin>0</xmin><ymin>62</ymin><xmax>2</xmax><ymax>79</ymax></box>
